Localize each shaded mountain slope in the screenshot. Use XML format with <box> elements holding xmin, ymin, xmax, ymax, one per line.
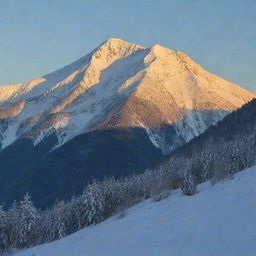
<box><xmin>0</xmin><ymin>127</ymin><xmax>162</xmax><ymax>207</ymax></box>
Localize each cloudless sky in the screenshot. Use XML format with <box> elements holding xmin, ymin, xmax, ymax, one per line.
<box><xmin>0</xmin><ymin>0</ymin><xmax>255</xmax><ymax>92</ymax></box>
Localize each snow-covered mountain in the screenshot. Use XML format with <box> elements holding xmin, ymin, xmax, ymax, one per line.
<box><xmin>0</xmin><ymin>38</ymin><xmax>253</xmax><ymax>152</ymax></box>
<box><xmin>14</xmin><ymin>166</ymin><xmax>256</xmax><ymax>256</ymax></box>
<box><xmin>0</xmin><ymin>38</ymin><xmax>254</xmax><ymax>208</ymax></box>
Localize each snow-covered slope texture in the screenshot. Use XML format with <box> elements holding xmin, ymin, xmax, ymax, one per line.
<box><xmin>0</xmin><ymin>38</ymin><xmax>145</xmax><ymax>149</ymax></box>
<box><xmin>0</xmin><ymin>38</ymin><xmax>254</xmax><ymax>152</ymax></box>
<box><xmin>15</xmin><ymin>166</ymin><xmax>256</xmax><ymax>256</ymax></box>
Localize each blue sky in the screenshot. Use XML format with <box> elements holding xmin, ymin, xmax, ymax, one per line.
<box><xmin>0</xmin><ymin>0</ymin><xmax>255</xmax><ymax>92</ymax></box>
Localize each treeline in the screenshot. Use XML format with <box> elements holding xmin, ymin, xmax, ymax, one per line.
<box><xmin>0</xmin><ymin>166</ymin><xmax>182</xmax><ymax>253</ymax></box>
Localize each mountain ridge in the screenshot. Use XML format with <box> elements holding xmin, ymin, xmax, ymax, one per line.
<box><xmin>0</xmin><ymin>38</ymin><xmax>253</xmax><ymax>151</ymax></box>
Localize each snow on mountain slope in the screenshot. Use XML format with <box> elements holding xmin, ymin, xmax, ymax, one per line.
<box><xmin>0</xmin><ymin>38</ymin><xmax>145</xmax><ymax>148</ymax></box>
<box><xmin>15</xmin><ymin>166</ymin><xmax>256</xmax><ymax>256</ymax></box>
<box><xmin>0</xmin><ymin>38</ymin><xmax>254</xmax><ymax>152</ymax></box>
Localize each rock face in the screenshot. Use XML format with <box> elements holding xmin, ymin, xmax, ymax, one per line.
<box><xmin>0</xmin><ymin>38</ymin><xmax>254</xmax><ymax>207</ymax></box>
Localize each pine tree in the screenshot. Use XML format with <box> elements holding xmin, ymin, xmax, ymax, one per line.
<box><xmin>101</xmin><ymin>177</ymin><xmax>118</xmax><ymax>215</ymax></box>
<box><xmin>67</xmin><ymin>195</ymin><xmax>80</xmax><ymax>234</ymax></box>
<box><xmin>55</xmin><ymin>201</ymin><xmax>68</xmax><ymax>239</ymax></box>
<box><xmin>79</xmin><ymin>181</ymin><xmax>105</xmax><ymax>226</ymax></box>
<box><xmin>182</xmin><ymin>171</ymin><xmax>197</xmax><ymax>196</ymax></box>
<box><xmin>48</xmin><ymin>201</ymin><xmax>69</xmax><ymax>240</ymax></box>
<box><xmin>7</xmin><ymin>200</ymin><xmax>19</xmax><ymax>248</ymax></box>
<box><xmin>0</xmin><ymin>206</ymin><xmax>8</xmax><ymax>251</ymax></box>
<box><xmin>17</xmin><ymin>193</ymin><xmax>39</xmax><ymax>248</ymax></box>
<box><xmin>40</xmin><ymin>209</ymin><xmax>54</xmax><ymax>243</ymax></box>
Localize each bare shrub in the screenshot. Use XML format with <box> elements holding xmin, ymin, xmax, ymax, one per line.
<box><xmin>153</xmin><ymin>190</ymin><xmax>170</xmax><ymax>202</ymax></box>
<box><xmin>116</xmin><ymin>207</ymin><xmax>127</xmax><ymax>219</ymax></box>
<box><xmin>115</xmin><ymin>197</ymin><xmax>143</xmax><ymax>219</ymax></box>
<box><xmin>211</xmin><ymin>169</ymin><xmax>234</xmax><ymax>185</ymax></box>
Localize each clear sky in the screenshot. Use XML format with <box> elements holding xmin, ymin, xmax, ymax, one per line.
<box><xmin>0</xmin><ymin>0</ymin><xmax>255</xmax><ymax>93</ymax></box>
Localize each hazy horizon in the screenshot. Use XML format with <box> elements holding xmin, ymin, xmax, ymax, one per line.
<box><xmin>0</xmin><ymin>0</ymin><xmax>255</xmax><ymax>93</ymax></box>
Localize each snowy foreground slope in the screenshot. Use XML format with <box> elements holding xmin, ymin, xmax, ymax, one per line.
<box><xmin>16</xmin><ymin>167</ymin><xmax>256</xmax><ymax>256</ymax></box>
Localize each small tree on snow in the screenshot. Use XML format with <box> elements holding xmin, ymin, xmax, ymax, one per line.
<box><xmin>182</xmin><ymin>171</ymin><xmax>197</xmax><ymax>196</ymax></box>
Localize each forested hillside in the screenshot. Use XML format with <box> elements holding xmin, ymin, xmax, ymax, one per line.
<box><xmin>162</xmin><ymin>98</ymin><xmax>256</xmax><ymax>184</ymax></box>
<box><xmin>14</xmin><ymin>166</ymin><xmax>256</xmax><ymax>256</ymax></box>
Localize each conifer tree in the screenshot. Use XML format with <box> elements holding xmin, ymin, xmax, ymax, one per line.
<box><xmin>81</xmin><ymin>181</ymin><xmax>105</xmax><ymax>226</ymax></box>
<box><xmin>0</xmin><ymin>206</ymin><xmax>8</xmax><ymax>251</ymax></box>
<box><xmin>182</xmin><ymin>171</ymin><xmax>197</xmax><ymax>196</ymax></box>
<box><xmin>17</xmin><ymin>193</ymin><xmax>39</xmax><ymax>248</ymax></box>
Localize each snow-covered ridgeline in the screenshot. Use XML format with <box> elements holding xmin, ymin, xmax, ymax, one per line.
<box><xmin>0</xmin><ymin>40</ymin><xmax>147</xmax><ymax>149</ymax></box>
<box><xmin>0</xmin><ymin>38</ymin><xmax>253</xmax><ymax>151</ymax></box>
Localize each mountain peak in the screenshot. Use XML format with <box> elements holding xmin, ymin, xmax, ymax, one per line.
<box><xmin>91</xmin><ymin>38</ymin><xmax>144</xmax><ymax>62</ymax></box>
<box><xmin>104</xmin><ymin>37</ymin><xmax>142</xmax><ymax>47</ymax></box>
<box><xmin>98</xmin><ymin>37</ymin><xmax>144</xmax><ymax>52</ymax></box>
<box><xmin>105</xmin><ymin>37</ymin><xmax>128</xmax><ymax>45</ymax></box>
<box><xmin>149</xmin><ymin>43</ymin><xmax>174</xmax><ymax>57</ymax></box>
